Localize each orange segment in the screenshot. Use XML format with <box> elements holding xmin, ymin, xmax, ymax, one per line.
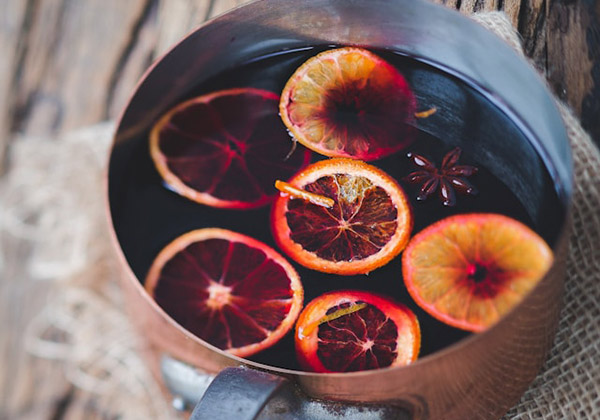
<box><xmin>295</xmin><ymin>290</ymin><xmax>420</xmax><ymax>373</ymax></box>
<box><xmin>280</xmin><ymin>47</ymin><xmax>416</xmax><ymax>161</ymax></box>
<box><xmin>411</xmin><ymin>266</ymin><xmax>466</xmax><ymax>303</ymax></box>
<box><xmin>406</xmin><ymin>233</ymin><xmax>470</xmax><ymax>269</ymax></box>
<box><xmin>150</xmin><ymin>88</ymin><xmax>310</xmax><ymax>209</ymax></box>
<box><xmin>402</xmin><ymin>213</ymin><xmax>553</xmax><ymax>332</ymax></box>
<box><xmin>271</xmin><ymin>158</ymin><xmax>413</xmax><ymax>275</ymax></box>
<box><xmin>145</xmin><ymin>228</ymin><xmax>303</xmax><ymax>357</ymax></box>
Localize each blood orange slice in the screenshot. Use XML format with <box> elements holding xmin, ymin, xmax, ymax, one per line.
<box><xmin>271</xmin><ymin>158</ymin><xmax>413</xmax><ymax>275</ymax></box>
<box><xmin>402</xmin><ymin>213</ymin><xmax>553</xmax><ymax>332</ymax></box>
<box><xmin>295</xmin><ymin>290</ymin><xmax>420</xmax><ymax>372</ymax></box>
<box><xmin>279</xmin><ymin>47</ymin><xmax>416</xmax><ymax>161</ymax></box>
<box><xmin>145</xmin><ymin>228</ymin><xmax>304</xmax><ymax>357</ymax></box>
<box><xmin>150</xmin><ymin>88</ymin><xmax>310</xmax><ymax>209</ymax></box>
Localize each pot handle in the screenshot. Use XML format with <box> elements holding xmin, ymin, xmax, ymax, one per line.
<box><xmin>189</xmin><ymin>366</ymin><xmax>291</xmax><ymax>420</ymax></box>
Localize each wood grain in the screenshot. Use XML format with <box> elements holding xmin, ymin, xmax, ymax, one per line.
<box><xmin>459</xmin><ymin>0</ymin><xmax>499</xmax><ymax>13</ymax></box>
<box><xmin>154</xmin><ymin>0</ymin><xmax>211</xmax><ymax>58</ymax></box>
<box><xmin>519</xmin><ymin>0</ymin><xmax>548</xmax><ymax>72</ymax></box>
<box><xmin>0</xmin><ymin>0</ymin><xmax>29</xmax><ymax>171</ymax></box>
<box><xmin>502</xmin><ymin>0</ymin><xmax>523</xmax><ymax>28</ymax></box>
<box><xmin>12</xmin><ymin>0</ymin><xmax>157</xmax><ymax>135</ymax></box>
<box><xmin>547</xmin><ymin>0</ymin><xmax>600</xmax><ymax>142</ymax></box>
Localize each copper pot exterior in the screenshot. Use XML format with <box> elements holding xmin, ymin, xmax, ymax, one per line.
<box><xmin>107</xmin><ymin>1</ymin><xmax>573</xmax><ymax>419</ymax></box>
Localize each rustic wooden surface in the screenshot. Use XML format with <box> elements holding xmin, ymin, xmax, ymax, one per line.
<box><xmin>0</xmin><ymin>0</ymin><xmax>598</xmax><ymax>418</ymax></box>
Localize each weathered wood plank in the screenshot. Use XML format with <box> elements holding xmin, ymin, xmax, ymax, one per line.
<box><xmin>154</xmin><ymin>0</ymin><xmax>212</xmax><ymax>58</ymax></box>
<box><xmin>502</xmin><ymin>0</ymin><xmax>523</xmax><ymax>28</ymax></box>
<box><xmin>459</xmin><ymin>0</ymin><xmax>499</xmax><ymax>13</ymax></box>
<box><xmin>0</xmin><ymin>0</ymin><xmax>29</xmax><ymax>172</ymax></box>
<box><xmin>7</xmin><ymin>0</ymin><xmax>158</xmax><ymax>136</ymax></box>
<box><xmin>104</xmin><ymin>1</ymin><xmax>161</xmax><ymax>122</ymax></box>
<box><xmin>547</xmin><ymin>0</ymin><xmax>600</xmax><ymax>142</ymax></box>
<box><xmin>517</xmin><ymin>0</ymin><xmax>548</xmax><ymax>72</ymax></box>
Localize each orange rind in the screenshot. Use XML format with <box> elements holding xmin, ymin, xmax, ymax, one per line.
<box><xmin>295</xmin><ymin>290</ymin><xmax>420</xmax><ymax>372</ymax></box>
<box><xmin>271</xmin><ymin>158</ymin><xmax>413</xmax><ymax>275</ymax></box>
<box><xmin>280</xmin><ymin>47</ymin><xmax>416</xmax><ymax>161</ymax></box>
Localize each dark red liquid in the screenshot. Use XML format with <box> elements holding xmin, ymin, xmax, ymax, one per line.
<box><xmin>108</xmin><ymin>47</ymin><xmax>563</xmax><ymax>370</ymax></box>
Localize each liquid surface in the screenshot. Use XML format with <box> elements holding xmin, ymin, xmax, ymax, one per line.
<box><xmin>109</xmin><ymin>47</ymin><xmax>562</xmax><ymax>370</ymax></box>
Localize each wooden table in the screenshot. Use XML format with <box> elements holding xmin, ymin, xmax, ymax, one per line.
<box><xmin>1</xmin><ymin>0</ymin><xmax>598</xmax><ymax>418</ymax></box>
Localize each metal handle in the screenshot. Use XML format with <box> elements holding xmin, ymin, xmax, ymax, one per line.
<box><xmin>190</xmin><ymin>366</ymin><xmax>291</xmax><ymax>420</ymax></box>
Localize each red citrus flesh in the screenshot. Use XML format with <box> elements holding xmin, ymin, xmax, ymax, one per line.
<box><xmin>279</xmin><ymin>47</ymin><xmax>416</xmax><ymax>161</ymax></box>
<box><xmin>271</xmin><ymin>158</ymin><xmax>413</xmax><ymax>275</ymax></box>
<box><xmin>295</xmin><ymin>290</ymin><xmax>420</xmax><ymax>372</ymax></box>
<box><xmin>145</xmin><ymin>228</ymin><xmax>304</xmax><ymax>357</ymax></box>
<box><xmin>402</xmin><ymin>213</ymin><xmax>554</xmax><ymax>332</ymax></box>
<box><xmin>150</xmin><ymin>88</ymin><xmax>310</xmax><ymax>209</ymax></box>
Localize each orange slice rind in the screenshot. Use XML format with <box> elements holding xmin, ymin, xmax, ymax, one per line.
<box><xmin>295</xmin><ymin>290</ymin><xmax>420</xmax><ymax>373</ymax></box>
<box><xmin>145</xmin><ymin>228</ymin><xmax>304</xmax><ymax>357</ymax></box>
<box><xmin>271</xmin><ymin>158</ymin><xmax>413</xmax><ymax>275</ymax></box>
<box><xmin>150</xmin><ymin>88</ymin><xmax>310</xmax><ymax>209</ymax></box>
<box><xmin>280</xmin><ymin>47</ymin><xmax>416</xmax><ymax>161</ymax></box>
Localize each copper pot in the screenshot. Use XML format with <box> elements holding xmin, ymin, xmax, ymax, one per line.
<box><xmin>107</xmin><ymin>0</ymin><xmax>573</xmax><ymax>418</ymax></box>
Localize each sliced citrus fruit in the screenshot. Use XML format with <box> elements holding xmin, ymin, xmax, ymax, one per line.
<box><xmin>145</xmin><ymin>228</ymin><xmax>304</xmax><ymax>357</ymax></box>
<box><xmin>150</xmin><ymin>88</ymin><xmax>310</xmax><ymax>209</ymax></box>
<box><xmin>271</xmin><ymin>158</ymin><xmax>413</xmax><ymax>275</ymax></box>
<box><xmin>279</xmin><ymin>47</ymin><xmax>416</xmax><ymax>161</ymax></box>
<box><xmin>295</xmin><ymin>290</ymin><xmax>420</xmax><ymax>372</ymax></box>
<box><xmin>402</xmin><ymin>213</ymin><xmax>553</xmax><ymax>332</ymax></box>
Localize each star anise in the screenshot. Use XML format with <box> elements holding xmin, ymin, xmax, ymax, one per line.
<box><xmin>404</xmin><ymin>147</ymin><xmax>478</xmax><ymax>206</ymax></box>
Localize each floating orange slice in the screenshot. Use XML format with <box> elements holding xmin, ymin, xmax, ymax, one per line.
<box><xmin>150</xmin><ymin>88</ymin><xmax>310</xmax><ymax>209</ymax></box>
<box><xmin>279</xmin><ymin>47</ymin><xmax>416</xmax><ymax>161</ymax></box>
<box><xmin>271</xmin><ymin>158</ymin><xmax>413</xmax><ymax>275</ymax></box>
<box><xmin>295</xmin><ymin>290</ymin><xmax>420</xmax><ymax>372</ymax></box>
<box><xmin>402</xmin><ymin>213</ymin><xmax>553</xmax><ymax>332</ymax></box>
<box><xmin>145</xmin><ymin>228</ymin><xmax>304</xmax><ymax>357</ymax></box>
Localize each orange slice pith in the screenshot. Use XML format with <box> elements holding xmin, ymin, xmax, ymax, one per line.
<box><xmin>295</xmin><ymin>290</ymin><xmax>420</xmax><ymax>373</ymax></box>
<box><xmin>145</xmin><ymin>228</ymin><xmax>304</xmax><ymax>357</ymax></box>
<box><xmin>271</xmin><ymin>158</ymin><xmax>413</xmax><ymax>275</ymax></box>
<box><xmin>402</xmin><ymin>213</ymin><xmax>554</xmax><ymax>332</ymax></box>
<box><xmin>150</xmin><ymin>88</ymin><xmax>310</xmax><ymax>209</ymax></box>
<box><xmin>279</xmin><ymin>47</ymin><xmax>416</xmax><ymax>161</ymax></box>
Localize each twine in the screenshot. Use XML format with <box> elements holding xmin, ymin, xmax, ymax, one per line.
<box><xmin>0</xmin><ymin>11</ymin><xmax>598</xmax><ymax>420</ymax></box>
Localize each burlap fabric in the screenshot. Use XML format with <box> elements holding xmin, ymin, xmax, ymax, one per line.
<box><xmin>0</xmin><ymin>12</ymin><xmax>598</xmax><ymax>419</ymax></box>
